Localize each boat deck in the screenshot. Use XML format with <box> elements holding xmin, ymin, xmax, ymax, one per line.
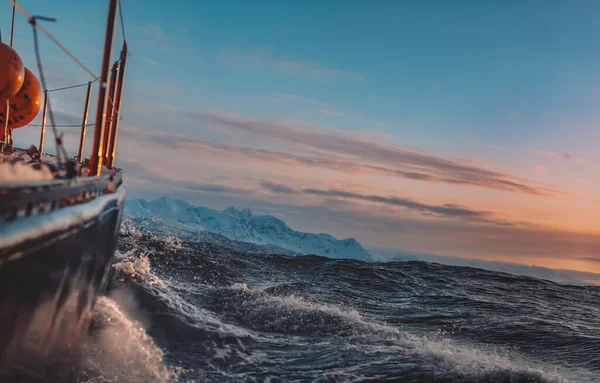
<box><xmin>0</xmin><ymin>147</ymin><xmax>123</xmax><ymax>222</ymax></box>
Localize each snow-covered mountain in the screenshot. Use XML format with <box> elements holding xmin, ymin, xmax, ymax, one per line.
<box><xmin>124</xmin><ymin>196</ymin><xmax>371</xmax><ymax>261</ymax></box>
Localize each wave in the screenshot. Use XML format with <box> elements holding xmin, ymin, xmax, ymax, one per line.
<box><xmin>200</xmin><ymin>282</ymin><xmax>566</xmax><ymax>382</ymax></box>
<box><xmin>71</xmin><ymin>225</ymin><xmax>600</xmax><ymax>382</ymax></box>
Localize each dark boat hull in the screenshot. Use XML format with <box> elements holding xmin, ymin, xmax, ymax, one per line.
<box><xmin>0</xmin><ymin>178</ymin><xmax>126</xmax><ymax>379</ymax></box>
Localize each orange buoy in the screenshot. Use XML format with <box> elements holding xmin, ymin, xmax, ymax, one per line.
<box><xmin>0</xmin><ymin>43</ymin><xmax>25</xmax><ymax>103</ymax></box>
<box><xmin>0</xmin><ymin>68</ymin><xmax>42</xmax><ymax>129</ymax></box>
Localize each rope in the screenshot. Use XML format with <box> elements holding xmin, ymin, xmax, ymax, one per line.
<box><xmin>46</xmin><ymin>78</ymin><xmax>99</xmax><ymax>93</ymax></box>
<box><xmin>9</xmin><ymin>0</ymin><xmax>98</xmax><ymax>79</ymax></box>
<box><xmin>29</xmin><ymin>117</ymin><xmax>120</xmax><ymax>128</ymax></box>
<box><xmin>9</xmin><ymin>0</ymin><xmax>15</xmax><ymax>47</ymax></box>
<box><xmin>29</xmin><ymin>123</ymin><xmax>95</xmax><ymax>128</ymax></box>
<box><xmin>30</xmin><ymin>17</ymin><xmax>69</xmax><ymax>162</ymax></box>
<box><xmin>118</xmin><ymin>1</ymin><xmax>126</xmax><ymax>42</ymax></box>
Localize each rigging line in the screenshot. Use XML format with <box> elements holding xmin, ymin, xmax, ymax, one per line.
<box><xmin>46</xmin><ymin>82</ymin><xmax>91</xmax><ymax>93</ymax></box>
<box><xmin>30</xmin><ymin>18</ymin><xmax>69</xmax><ymax>162</ymax></box>
<box><xmin>29</xmin><ymin>123</ymin><xmax>96</xmax><ymax>127</ymax></box>
<box><xmin>46</xmin><ymin>76</ymin><xmax>100</xmax><ymax>93</ymax></box>
<box><xmin>29</xmin><ymin>120</ymin><xmax>120</xmax><ymax>128</ymax></box>
<box><xmin>9</xmin><ymin>0</ymin><xmax>98</xmax><ymax>79</ymax></box>
<box><xmin>118</xmin><ymin>0</ymin><xmax>126</xmax><ymax>42</ymax></box>
<box><xmin>9</xmin><ymin>0</ymin><xmax>15</xmax><ymax>47</ymax></box>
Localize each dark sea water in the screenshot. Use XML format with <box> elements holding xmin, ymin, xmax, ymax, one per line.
<box><xmin>78</xmin><ymin>222</ymin><xmax>600</xmax><ymax>382</ymax></box>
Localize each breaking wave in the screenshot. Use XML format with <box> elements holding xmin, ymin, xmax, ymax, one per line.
<box><xmin>75</xmin><ymin>222</ymin><xmax>599</xmax><ymax>382</ymax></box>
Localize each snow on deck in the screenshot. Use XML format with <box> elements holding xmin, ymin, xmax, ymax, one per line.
<box><xmin>0</xmin><ymin>149</ymin><xmax>56</xmax><ymax>182</ymax></box>
<box><xmin>0</xmin><ymin>161</ymin><xmax>54</xmax><ymax>182</ymax></box>
<box><xmin>0</xmin><ymin>148</ymin><xmax>119</xmax><ymax>183</ymax></box>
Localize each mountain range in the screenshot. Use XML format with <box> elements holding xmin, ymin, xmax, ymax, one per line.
<box><xmin>124</xmin><ymin>196</ymin><xmax>371</xmax><ymax>261</ymax></box>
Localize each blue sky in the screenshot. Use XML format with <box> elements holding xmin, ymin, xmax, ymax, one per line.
<box><xmin>131</xmin><ymin>0</ymin><xmax>600</xmax><ymax>145</ymax></box>
<box><xmin>5</xmin><ymin>0</ymin><xmax>600</xmax><ymax>273</ymax></box>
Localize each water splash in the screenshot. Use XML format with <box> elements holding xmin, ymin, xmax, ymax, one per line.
<box><xmin>77</xmin><ymin>297</ymin><xmax>182</xmax><ymax>383</ymax></box>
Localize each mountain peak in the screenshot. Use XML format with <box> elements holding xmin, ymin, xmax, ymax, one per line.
<box><xmin>223</xmin><ymin>206</ymin><xmax>241</xmax><ymax>216</ymax></box>
<box><xmin>151</xmin><ymin>196</ymin><xmax>190</xmax><ymax>208</ymax></box>
<box><xmin>125</xmin><ymin>196</ymin><xmax>371</xmax><ymax>261</ymax></box>
<box><xmin>153</xmin><ymin>196</ymin><xmax>175</xmax><ymax>205</ymax></box>
<box><xmin>222</xmin><ymin>206</ymin><xmax>253</xmax><ymax>219</ymax></box>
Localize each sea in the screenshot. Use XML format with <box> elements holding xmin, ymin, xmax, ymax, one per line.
<box><xmin>76</xmin><ymin>219</ymin><xmax>600</xmax><ymax>383</ymax></box>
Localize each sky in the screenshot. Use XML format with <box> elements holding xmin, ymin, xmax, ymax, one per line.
<box><xmin>4</xmin><ymin>0</ymin><xmax>600</xmax><ymax>273</ymax></box>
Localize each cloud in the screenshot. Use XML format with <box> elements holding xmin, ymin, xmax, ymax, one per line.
<box><xmin>111</xmin><ymin>128</ymin><xmax>600</xmax><ymax>271</ymax></box>
<box><xmin>183</xmin><ymin>182</ymin><xmax>250</xmax><ymax>195</ymax></box>
<box><xmin>302</xmin><ymin>188</ymin><xmax>491</xmax><ymax>219</ymax></box>
<box><xmin>330</xmin><ymin>205</ymin><xmax>600</xmax><ymax>271</ymax></box>
<box><xmin>272</xmin><ymin>92</ymin><xmax>325</xmax><ymax>106</ymax></box>
<box><xmin>260</xmin><ymin>180</ymin><xmax>298</xmax><ymax>195</ymax></box>
<box><xmin>532</xmin><ymin>149</ymin><xmax>585</xmax><ymax>163</ymax></box>
<box><xmin>139</xmin><ymin>57</ymin><xmax>160</xmax><ymax>66</ymax></box>
<box><xmin>127</xmin><ymin>128</ymin><xmax>542</xmax><ymax>196</ymax></box>
<box><xmin>121</xmin><ymin>177</ymin><xmax>600</xmax><ymax>277</ymax></box>
<box><xmin>577</xmin><ymin>257</ymin><xmax>600</xmax><ymax>263</ymax></box>
<box><xmin>373</xmin><ymin>248</ymin><xmax>600</xmax><ymax>286</ymax></box>
<box><xmin>180</xmin><ymin>110</ymin><xmax>557</xmax><ymax>196</ymax></box>
<box><xmin>272</xmin><ymin>92</ymin><xmax>392</xmax><ymax>127</ymax></box>
<box><xmin>117</xmin><ymin>130</ymin><xmax>514</xmax><ymax>226</ymax></box>
<box><xmin>51</xmin><ymin>110</ymin><xmax>85</xmax><ymax>126</ymax></box>
<box><xmin>139</xmin><ymin>24</ymin><xmax>168</xmax><ymax>42</ymax></box>
<box><xmin>66</xmin><ymin>41</ymin><xmax>103</xmax><ymax>56</ymax></box>
<box><xmin>220</xmin><ymin>47</ymin><xmax>366</xmax><ymax>81</ymax></box>
<box><xmin>132</xmin><ymin>24</ymin><xmax>171</xmax><ymax>52</ymax></box>
<box><xmin>292</xmin><ymin>188</ymin><xmax>512</xmax><ymax>225</ymax></box>
<box><xmin>314</xmin><ymin>108</ymin><xmax>346</xmax><ymax>117</ymax></box>
<box><xmin>254</xmin><ymin>177</ymin><xmax>515</xmax><ymax>227</ymax></box>
<box><xmin>127</xmin><ymin>129</ymin><xmax>445</xmax><ymax>182</ymax></box>
<box><xmin>32</xmin><ymin>63</ymin><xmax>91</xmax><ymax>90</ymax></box>
<box><xmin>119</xmin><ymin>158</ymin><xmax>252</xmax><ymax>197</ymax></box>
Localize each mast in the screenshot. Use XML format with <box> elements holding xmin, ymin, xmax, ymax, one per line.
<box><xmin>107</xmin><ymin>41</ymin><xmax>127</xmax><ymax>168</ymax></box>
<box><xmin>89</xmin><ymin>0</ymin><xmax>119</xmax><ymax>176</ymax></box>
<box><xmin>77</xmin><ymin>82</ymin><xmax>93</xmax><ymax>162</ymax></box>
<box><xmin>102</xmin><ymin>61</ymin><xmax>119</xmax><ymax>164</ymax></box>
<box><xmin>39</xmin><ymin>90</ymin><xmax>48</xmax><ymax>153</ymax></box>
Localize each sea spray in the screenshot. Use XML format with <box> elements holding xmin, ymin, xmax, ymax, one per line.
<box><xmin>76</xmin><ymin>218</ymin><xmax>599</xmax><ymax>382</ymax></box>
<box><xmin>78</xmin><ymin>297</ymin><xmax>181</xmax><ymax>383</ymax></box>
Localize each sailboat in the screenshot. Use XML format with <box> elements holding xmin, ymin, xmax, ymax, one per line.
<box><xmin>0</xmin><ymin>0</ymin><xmax>128</xmax><ymax>378</ymax></box>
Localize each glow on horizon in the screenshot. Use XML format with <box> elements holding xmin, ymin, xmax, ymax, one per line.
<box><xmin>5</xmin><ymin>0</ymin><xmax>600</xmax><ymax>273</ymax></box>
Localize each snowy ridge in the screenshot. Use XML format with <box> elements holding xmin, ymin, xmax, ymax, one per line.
<box><xmin>124</xmin><ymin>197</ymin><xmax>371</xmax><ymax>261</ymax></box>
<box><xmin>121</xmin><ymin>215</ymin><xmax>301</xmax><ymax>257</ymax></box>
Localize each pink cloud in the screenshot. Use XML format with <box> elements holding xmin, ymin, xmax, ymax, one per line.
<box><xmin>220</xmin><ymin>47</ymin><xmax>367</xmax><ymax>81</ymax></box>
<box><xmin>531</xmin><ymin>149</ymin><xmax>586</xmax><ymax>163</ymax></box>
<box><xmin>177</xmin><ymin>110</ymin><xmax>558</xmax><ymax>196</ymax></box>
